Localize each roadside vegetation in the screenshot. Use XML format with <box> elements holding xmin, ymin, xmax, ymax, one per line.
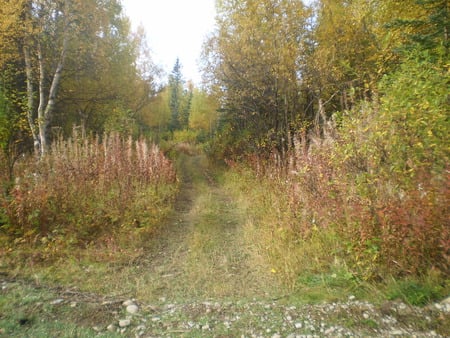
<box><xmin>219</xmin><ymin>52</ymin><xmax>449</xmax><ymax>305</ymax></box>
<box><xmin>0</xmin><ymin>131</ymin><xmax>177</xmax><ymax>271</ymax></box>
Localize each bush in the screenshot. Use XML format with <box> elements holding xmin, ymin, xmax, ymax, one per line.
<box><xmin>1</xmin><ymin>131</ymin><xmax>177</xmax><ymax>258</ymax></box>
<box><xmin>226</xmin><ymin>50</ymin><xmax>449</xmax><ymax>282</ymax></box>
<box><xmin>334</xmin><ymin>51</ymin><xmax>449</xmax><ymax>276</ymax></box>
<box><xmin>375</xmin><ymin>50</ymin><xmax>448</xmax><ymax>182</ymax></box>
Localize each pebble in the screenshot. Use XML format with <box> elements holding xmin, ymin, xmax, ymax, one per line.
<box><xmin>126</xmin><ymin>304</ymin><xmax>139</xmax><ymax>314</ymax></box>
<box><xmin>119</xmin><ymin>319</ymin><xmax>131</xmax><ymax>327</ymax></box>
<box><xmin>390</xmin><ymin>329</ymin><xmax>404</xmax><ymax>335</ymax></box>
<box><xmin>294</xmin><ymin>322</ymin><xmax>303</xmax><ymax>329</ymax></box>
<box><xmin>398</xmin><ymin>302</ymin><xmax>407</xmax><ymax>310</ymax></box>
<box><xmin>2</xmin><ymin>276</ymin><xmax>448</xmax><ymax>337</ymax></box>
<box><xmin>434</xmin><ymin>300</ymin><xmax>450</xmax><ymax>312</ymax></box>
<box><xmin>136</xmin><ymin>324</ymin><xmax>146</xmax><ymax>331</ymax></box>
<box><xmin>324</xmin><ymin>327</ymin><xmax>335</xmax><ymax>335</ymax></box>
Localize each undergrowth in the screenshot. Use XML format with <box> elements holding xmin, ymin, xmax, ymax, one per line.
<box><xmin>224</xmin><ymin>165</ymin><xmax>448</xmax><ymax>304</ymax></box>
<box><xmin>221</xmin><ymin>55</ymin><xmax>449</xmax><ymax>303</ymax></box>
<box><xmin>0</xmin><ymin>131</ymin><xmax>177</xmax><ymax>266</ymax></box>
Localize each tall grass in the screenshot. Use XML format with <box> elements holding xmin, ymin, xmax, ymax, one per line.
<box><xmin>1</xmin><ymin>130</ymin><xmax>177</xmax><ymax>260</ymax></box>
<box><xmin>288</xmin><ymin>129</ymin><xmax>448</xmax><ymax>279</ymax></box>
<box><xmin>225</xmin><ymin>106</ymin><xmax>448</xmax><ymax>291</ymax></box>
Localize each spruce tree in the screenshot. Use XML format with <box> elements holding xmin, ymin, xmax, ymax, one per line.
<box><xmin>168</xmin><ymin>58</ymin><xmax>183</xmax><ymax>132</ymax></box>
<box><xmin>180</xmin><ymin>81</ymin><xmax>193</xmax><ymax>130</ymax></box>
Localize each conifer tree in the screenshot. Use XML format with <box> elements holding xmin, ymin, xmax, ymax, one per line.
<box><xmin>169</xmin><ymin>58</ymin><xmax>183</xmax><ymax>132</ymax></box>
<box><xmin>179</xmin><ymin>81</ymin><xmax>193</xmax><ymax>130</ymax></box>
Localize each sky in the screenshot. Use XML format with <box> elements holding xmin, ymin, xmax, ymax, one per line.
<box><xmin>121</xmin><ymin>0</ymin><xmax>217</xmax><ymax>85</ymax></box>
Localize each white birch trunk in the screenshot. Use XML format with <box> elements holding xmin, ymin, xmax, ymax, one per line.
<box><xmin>38</xmin><ymin>33</ymin><xmax>68</xmax><ymax>155</ymax></box>
<box><xmin>22</xmin><ymin>0</ymin><xmax>71</xmax><ymax>157</ymax></box>
<box><xmin>23</xmin><ymin>44</ymin><xmax>40</xmax><ymax>153</ymax></box>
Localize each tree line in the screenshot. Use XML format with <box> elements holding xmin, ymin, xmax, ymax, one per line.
<box><xmin>0</xmin><ymin>0</ymin><xmax>159</xmax><ymax>158</ymax></box>
<box><xmin>0</xmin><ymin>0</ymin><xmax>447</xmax><ymax>279</ymax></box>
<box><xmin>202</xmin><ymin>0</ymin><xmax>448</xmax><ymax>163</ymax></box>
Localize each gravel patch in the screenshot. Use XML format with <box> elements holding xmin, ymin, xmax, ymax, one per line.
<box><xmin>93</xmin><ymin>295</ymin><xmax>449</xmax><ymax>337</ymax></box>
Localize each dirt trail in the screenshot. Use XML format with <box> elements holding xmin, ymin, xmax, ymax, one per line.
<box><xmin>135</xmin><ymin>153</ymin><xmax>279</xmax><ymax>302</ymax></box>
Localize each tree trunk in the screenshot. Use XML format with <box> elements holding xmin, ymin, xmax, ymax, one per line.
<box><xmin>37</xmin><ymin>29</ymin><xmax>68</xmax><ymax>156</ymax></box>
<box><xmin>315</xmin><ymin>97</ymin><xmax>326</xmax><ymax>135</ymax></box>
<box><xmin>37</xmin><ymin>41</ymin><xmax>46</xmax><ymax>156</ymax></box>
<box><xmin>23</xmin><ymin>44</ymin><xmax>40</xmax><ymax>154</ymax></box>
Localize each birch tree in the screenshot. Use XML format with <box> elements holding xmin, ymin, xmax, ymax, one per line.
<box><xmin>1</xmin><ymin>0</ymin><xmax>160</xmax><ymax>160</ymax></box>
<box><xmin>8</xmin><ymin>0</ymin><xmax>152</xmax><ymax>154</ymax></box>
<box><xmin>56</xmin><ymin>6</ymin><xmax>158</xmax><ymax>136</ymax></box>
<box><xmin>20</xmin><ymin>0</ymin><xmax>74</xmax><ymax>155</ymax></box>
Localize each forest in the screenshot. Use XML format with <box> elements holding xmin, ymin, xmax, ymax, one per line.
<box><xmin>0</xmin><ymin>0</ymin><xmax>449</xmax><ymax>321</ymax></box>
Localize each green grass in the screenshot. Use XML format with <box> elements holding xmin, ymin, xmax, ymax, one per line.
<box><xmin>0</xmin><ymin>279</ymin><xmax>121</xmax><ymax>337</ymax></box>
<box><xmin>221</xmin><ymin>169</ymin><xmax>353</xmax><ymax>301</ymax></box>
<box><xmin>385</xmin><ymin>274</ymin><xmax>448</xmax><ymax>306</ymax></box>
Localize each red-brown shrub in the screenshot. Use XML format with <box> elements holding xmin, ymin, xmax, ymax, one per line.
<box><xmin>2</xmin><ymin>131</ymin><xmax>177</xmax><ymax>250</ymax></box>
<box><xmin>240</xmin><ymin>130</ymin><xmax>449</xmax><ymax>279</ymax></box>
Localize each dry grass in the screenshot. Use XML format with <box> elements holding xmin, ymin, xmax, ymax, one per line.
<box><xmin>223</xmin><ymin>169</ymin><xmax>349</xmax><ymax>292</ymax></box>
